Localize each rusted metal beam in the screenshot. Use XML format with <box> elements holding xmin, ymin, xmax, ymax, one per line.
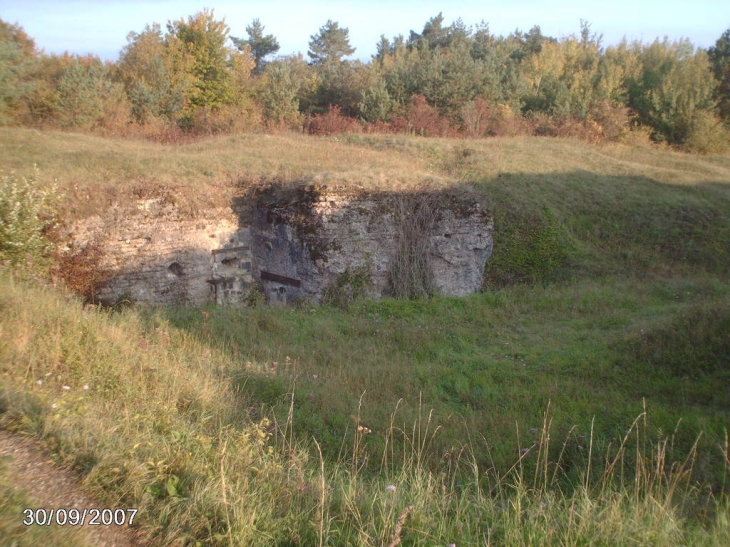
<box><xmin>211</xmin><ymin>245</ymin><xmax>250</xmax><ymax>256</ymax></box>
<box><xmin>260</xmin><ymin>270</ymin><xmax>302</xmax><ymax>288</ymax></box>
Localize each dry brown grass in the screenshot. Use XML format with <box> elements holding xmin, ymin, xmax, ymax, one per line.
<box><xmin>0</xmin><ymin>128</ymin><xmax>435</xmax><ymax>219</ymax></box>
<box><xmin>2</xmin><ymin>128</ymin><xmax>729</xmax><ymax>224</ymax></box>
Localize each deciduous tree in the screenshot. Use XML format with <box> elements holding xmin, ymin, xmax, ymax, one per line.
<box><xmin>0</xmin><ymin>19</ymin><xmax>37</xmax><ymax>124</ymax></box>
<box><xmin>628</xmin><ymin>39</ymin><xmax>717</xmax><ymax>144</ymax></box>
<box><xmin>166</xmin><ymin>9</ymin><xmax>252</xmax><ymax>111</ymax></box>
<box><xmin>117</xmin><ymin>23</ymin><xmax>185</xmax><ymax>123</ymax></box>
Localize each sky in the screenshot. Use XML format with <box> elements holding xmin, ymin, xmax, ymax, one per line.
<box><xmin>1</xmin><ymin>0</ymin><xmax>729</xmax><ymax>62</ymax></box>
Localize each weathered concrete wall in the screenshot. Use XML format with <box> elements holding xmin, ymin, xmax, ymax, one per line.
<box><xmin>252</xmin><ymin>186</ymin><xmax>493</xmax><ymax>304</ymax></box>
<box><xmin>63</xmin><ymin>186</ymin><xmax>493</xmax><ymax>306</ymax></box>
<box><xmin>62</xmin><ymin>199</ymin><xmax>254</xmax><ymax>306</ymax></box>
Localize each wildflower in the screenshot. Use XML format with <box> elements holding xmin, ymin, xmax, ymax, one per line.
<box><xmin>386</xmin><ymin>484</ymin><xmax>397</xmax><ymax>492</ymax></box>
<box><xmin>83</xmin><ymin>384</ymin><xmax>89</xmax><ymax>390</ymax></box>
<box><xmin>51</xmin><ymin>403</ymin><xmax>58</xmax><ymax>409</ymax></box>
<box><xmin>36</xmin><ymin>380</ymin><xmax>43</xmax><ymax>386</ymax></box>
<box><xmin>62</xmin><ymin>385</ymin><xmax>71</xmax><ymax>391</ymax></box>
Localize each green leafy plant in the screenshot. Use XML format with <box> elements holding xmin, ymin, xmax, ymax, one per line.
<box><xmin>0</xmin><ymin>167</ymin><xmax>57</xmax><ymax>269</ymax></box>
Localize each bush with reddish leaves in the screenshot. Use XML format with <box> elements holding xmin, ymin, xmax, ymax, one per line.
<box><xmin>363</xmin><ymin>119</ymin><xmax>396</xmax><ymax>134</ymax></box>
<box><xmin>460</xmin><ymin>97</ymin><xmax>491</xmax><ymax>137</ymax></box>
<box><xmin>529</xmin><ymin>105</ymin><xmax>632</xmax><ymax>144</ymax></box>
<box><xmin>405</xmin><ymin>95</ymin><xmax>451</xmax><ymax>137</ymax></box>
<box><xmin>304</xmin><ymin>105</ymin><xmax>362</xmax><ymax>135</ymax></box>
<box><xmin>482</xmin><ymin>103</ymin><xmax>532</xmax><ymax>137</ymax></box>
<box><xmin>52</xmin><ymin>238</ymin><xmax>111</xmax><ymax>303</ymax></box>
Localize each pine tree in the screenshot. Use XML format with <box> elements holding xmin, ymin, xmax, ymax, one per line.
<box><xmin>708</xmin><ymin>28</ymin><xmax>730</xmax><ymax>121</ymax></box>
<box><xmin>308</xmin><ymin>20</ymin><xmax>355</xmax><ymax>65</ymax></box>
<box><xmin>231</xmin><ymin>19</ymin><xmax>280</xmax><ymax>74</ymax></box>
<box><xmin>56</xmin><ymin>58</ymin><xmax>122</xmax><ymax>129</ymax></box>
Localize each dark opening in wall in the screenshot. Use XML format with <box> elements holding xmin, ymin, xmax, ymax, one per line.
<box><xmin>168</xmin><ymin>262</ymin><xmax>184</xmax><ymax>277</ymax></box>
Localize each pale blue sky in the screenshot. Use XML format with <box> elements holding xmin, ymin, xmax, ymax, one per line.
<box><xmin>1</xmin><ymin>0</ymin><xmax>728</xmax><ymax>61</ymax></box>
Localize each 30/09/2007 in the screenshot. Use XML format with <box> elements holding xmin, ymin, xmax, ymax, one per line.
<box><xmin>22</xmin><ymin>508</ymin><xmax>138</xmax><ymax>526</ymax></box>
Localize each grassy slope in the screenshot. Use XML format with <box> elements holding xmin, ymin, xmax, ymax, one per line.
<box><xmin>1</xmin><ymin>128</ymin><xmax>730</xmax><ymax>546</ymax></box>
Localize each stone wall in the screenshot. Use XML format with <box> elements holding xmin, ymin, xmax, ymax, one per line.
<box><xmin>62</xmin><ymin>199</ymin><xmax>254</xmax><ymax>306</ymax></box>
<box><xmin>253</xmin><ymin>186</ymin><xmax>493</xmax><ymax>304</ymax></box>
<box><xmin>62</xmin><ymin>186</ymin><xmax>493</xmax><ymax>306</ymax></box>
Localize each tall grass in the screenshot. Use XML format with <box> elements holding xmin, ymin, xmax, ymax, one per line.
<box><xmin>1</xmin><ymin>128</ymin><xmax>729</xmax><ymax>544</ymax></box>
<box><xmin>1</xmin><ymin>274</ymin><xmax>729</xmax><ymax>545</ymax></box>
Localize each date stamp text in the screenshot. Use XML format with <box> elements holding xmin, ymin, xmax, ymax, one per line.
<box><xmin>22</xmin><ymin>508</ymin><xmax>138</xmax><ymax>527</ymax></box>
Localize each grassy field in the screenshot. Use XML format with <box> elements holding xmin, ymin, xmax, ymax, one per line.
<box><xmin>1</xmin><ymin>127</ymin><xmax>729</xmax><ymax>545</ymax></box>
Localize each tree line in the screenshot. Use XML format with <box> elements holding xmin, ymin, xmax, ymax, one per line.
<box><xmin>1</xmin><ymin>10</ymin><xmax>729</xmax><ymax>152</ymax></box>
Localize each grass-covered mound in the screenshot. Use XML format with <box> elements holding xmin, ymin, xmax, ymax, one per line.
<box><xmin>1</xmin><ymin>128</ymin><xmax>729</xmax><ymax>545</ymax></box>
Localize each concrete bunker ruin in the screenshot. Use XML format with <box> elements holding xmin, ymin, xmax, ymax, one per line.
<box><xmin>252</xmin><ymin>185</ymin><xmax>493</xmax><ymax>305</ymax></box>
<box><xmin>63</xmin><ymin>185</ymin><xmax>493</xmax><ymax>306</ymax></box>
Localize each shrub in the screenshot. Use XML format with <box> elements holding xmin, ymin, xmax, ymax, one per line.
<box><xmin>484</xmin><ymin>103</ymin><xmax>531</xmax><ymax>137</ymax></box>
<box><xmin>405</xmin><ymin>94</ymin><xmax>450</xmax><ymax>137</ymax></box>
<box><xmin>52</xmin><ymin>237</ymin><xmax>110</xmax><ymax>303</ymax></box>
<box><xmin>176</xmin><ymin>102</ymin><xmax>264</xmax><ymax>136</ymax></box>
<box><xmin>588</xmin><ymin>101</ymin><xmax>632</xmax><ymax>142</ymax></box>
<box><xmin>684</xmin><ymin>111</ymin><xmax>730</xmax><ymax>154</ymax></box>
<box><xmin>459</xmin><ymin>97</ymin><xmax>491</xmax><ymax>138</ymax></box>
<box><xmin>304</xmin><ymin>105</ymin><xmax>361</xmax><ymax>135</ymax></box>
<box><xmin>0</xmin><ymin>167</ymin><xmax>57</xmax><ymax>269</ymax></box>
<box><xmin>322</xmin><ymin>266</ymin><xmax>373</xmax><ymax>308</ymax></box>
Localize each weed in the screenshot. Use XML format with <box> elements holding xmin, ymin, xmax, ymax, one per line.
<box><xmin>322</xmin><ymin>266</ymin><xmax>373</xmax><ymax>308</ymax></box>
<box><xmin>387</xmin><ymin>192</ymin><xmax>440</xmax><ymax>298</ymax></box>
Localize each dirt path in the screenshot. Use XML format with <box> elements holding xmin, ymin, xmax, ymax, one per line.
<box><xmin>0</xmin><ymin>430</ymin><xmax>143</xmax><ymax>547</ymax></box>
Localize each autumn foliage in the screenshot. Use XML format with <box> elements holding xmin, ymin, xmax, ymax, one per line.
<box><xmin>0</xmin><ymin>14</ymin><xmax>728</xmax><ymax>151</ymax></box>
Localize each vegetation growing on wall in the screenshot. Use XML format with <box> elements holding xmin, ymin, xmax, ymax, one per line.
<box><xmin>386</xmin><ymin>193</ymin><xmax>439</xmax><ymax>298</ymax></box>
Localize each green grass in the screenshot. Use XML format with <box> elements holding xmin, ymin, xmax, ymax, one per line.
<box><xmin>1</xmin><ymin>128</ymin><xmax>730</xmax><ymax>545</ymax></box>
<box><xmin>162</xmin><ymin>277</ymin><xmax>730</xmax><ymax>486</ymax></box>
<box><xmin>1</xmin><ymin>273</ymin><xmax>729</xmax><ymax>546</ymax></box>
